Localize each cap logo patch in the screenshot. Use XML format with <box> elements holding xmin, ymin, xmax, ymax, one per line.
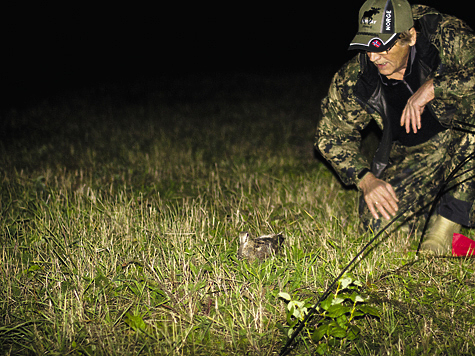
<box><xmin>361</xmin><ymin>7</ymin><xmax>380</xmax><ymax>26</ymax></box>
<box><xmin>371</xmin><ymin>39</ymin><xmax>383</xmax><ymax>48</ymax></box>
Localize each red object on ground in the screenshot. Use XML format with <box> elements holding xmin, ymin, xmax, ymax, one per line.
<box><xmin>452</xmin><ymin>233</ymin><xmax>475</xmax><ymax>256</ymax></box>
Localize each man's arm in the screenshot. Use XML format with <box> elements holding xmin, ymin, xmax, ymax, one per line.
<box><xmin>402</xmin><ymin>17</ymin><xmax>475</xmax><ymax>133</ymax></box>
<box><xmin>316</xmin><ymin>58</ymin><xmax>375</xmax><ymax>187</ymax></box>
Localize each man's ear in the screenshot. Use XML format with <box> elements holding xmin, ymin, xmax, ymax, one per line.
<box><xmin>409</xmin><ymin>27</ymin><xmax>417</xmax><ymax>46</ymax></box>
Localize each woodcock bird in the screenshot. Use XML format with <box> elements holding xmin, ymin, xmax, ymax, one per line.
<box><xmin>237</xmin><ymin>232</ymin><xmax>285</xmax><ymax>261</ymax></box>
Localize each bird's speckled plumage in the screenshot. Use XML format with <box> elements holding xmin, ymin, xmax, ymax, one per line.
<box><xmin>237</xmin><ymin>232</ymin><xmax>285</xmax><ymax>261</ymax></box>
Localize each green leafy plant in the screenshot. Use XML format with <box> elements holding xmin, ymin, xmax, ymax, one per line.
<box><xmin>279</xmin><ymin>273</ymin><xmax>380</xmax><ymax>355</ymax></box>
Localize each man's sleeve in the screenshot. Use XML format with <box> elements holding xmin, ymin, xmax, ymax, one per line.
<box><xmin>315</xmin><ymin>65</ymin><xmax>373</xmax><ymax>188</ymax></box>
<box><xmin>433</xmin><ymin>16</ymin><xmax>475</xmax><ymax>102</ymax></box>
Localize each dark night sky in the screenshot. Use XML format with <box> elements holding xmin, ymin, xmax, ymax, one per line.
<box><xmin>1</xmin><ymin>1</ymin><xmax>469</xmax><ymax>109</ymax></box>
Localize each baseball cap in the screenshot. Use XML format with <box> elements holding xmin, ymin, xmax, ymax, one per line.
<box><xmin>348</xmin><ymin>0</ymin><xmax>414</xmax><ymax>52</ymax></box>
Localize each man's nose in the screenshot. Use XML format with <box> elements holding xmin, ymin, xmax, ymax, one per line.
<box><xmin>367</xmin><ymin>52</ymin><xmax>382</xmax><ymax>62</ymax></box>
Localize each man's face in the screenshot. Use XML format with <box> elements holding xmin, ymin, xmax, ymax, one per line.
<box><xmin>367</xmin><ymin>42</ymin><xmax>411</xmax><ymax>80</ymax></box>
<box><xmin>366</xmin><ymin>29</ymin><xmax>416</xmax><ymax>80</ymax></box>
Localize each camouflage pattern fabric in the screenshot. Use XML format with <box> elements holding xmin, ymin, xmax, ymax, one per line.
<box><xmin>316</xmin><ymin>5</ymin><xmax>475</xmax><ymax>232</ymax></box>
<box><xmin>359</xmin><ymin>131</ymin><xmax>448</xmax><ymax>233</ymax></box>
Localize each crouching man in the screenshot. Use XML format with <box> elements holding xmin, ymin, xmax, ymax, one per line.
<box><xmin>315</xmin><ymin>0</ymin><xmax>475</xmax><ymax>253</ymax></box>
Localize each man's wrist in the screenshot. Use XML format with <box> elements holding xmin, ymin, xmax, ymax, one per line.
<box><xmin>357</xmin><ymin>168</ymin><xmax>372</xmax><ymax>191</ymax></box>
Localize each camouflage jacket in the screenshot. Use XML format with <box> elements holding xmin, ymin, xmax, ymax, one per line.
<box><xmin>316</xmin><ymin>5</ymin><xmax>475</xmax><ymax>188</ymax></box>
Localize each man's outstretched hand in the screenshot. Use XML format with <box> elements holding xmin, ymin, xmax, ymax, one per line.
<box><xmin>359</xmin><ymin>172</ymin><xmax>399</xmax><ymax>220</ymax></box>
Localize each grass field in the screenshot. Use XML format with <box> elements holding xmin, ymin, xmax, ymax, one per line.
<box><xmin>2</xmin><ymin>71</ymin><xmax>475</xmax><ymax>355</ymax></box>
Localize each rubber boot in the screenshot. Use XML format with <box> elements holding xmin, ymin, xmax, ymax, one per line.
<box><xmin>420</xmin><ymin>215</ymin><xmax>461</xmax><ymax>255</ymax></box>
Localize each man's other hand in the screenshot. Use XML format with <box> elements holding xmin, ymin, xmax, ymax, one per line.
<box><xmin>400</xmin><ymin>79</ymin><xmax>435</xmax><ymax>134</ymax></box>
